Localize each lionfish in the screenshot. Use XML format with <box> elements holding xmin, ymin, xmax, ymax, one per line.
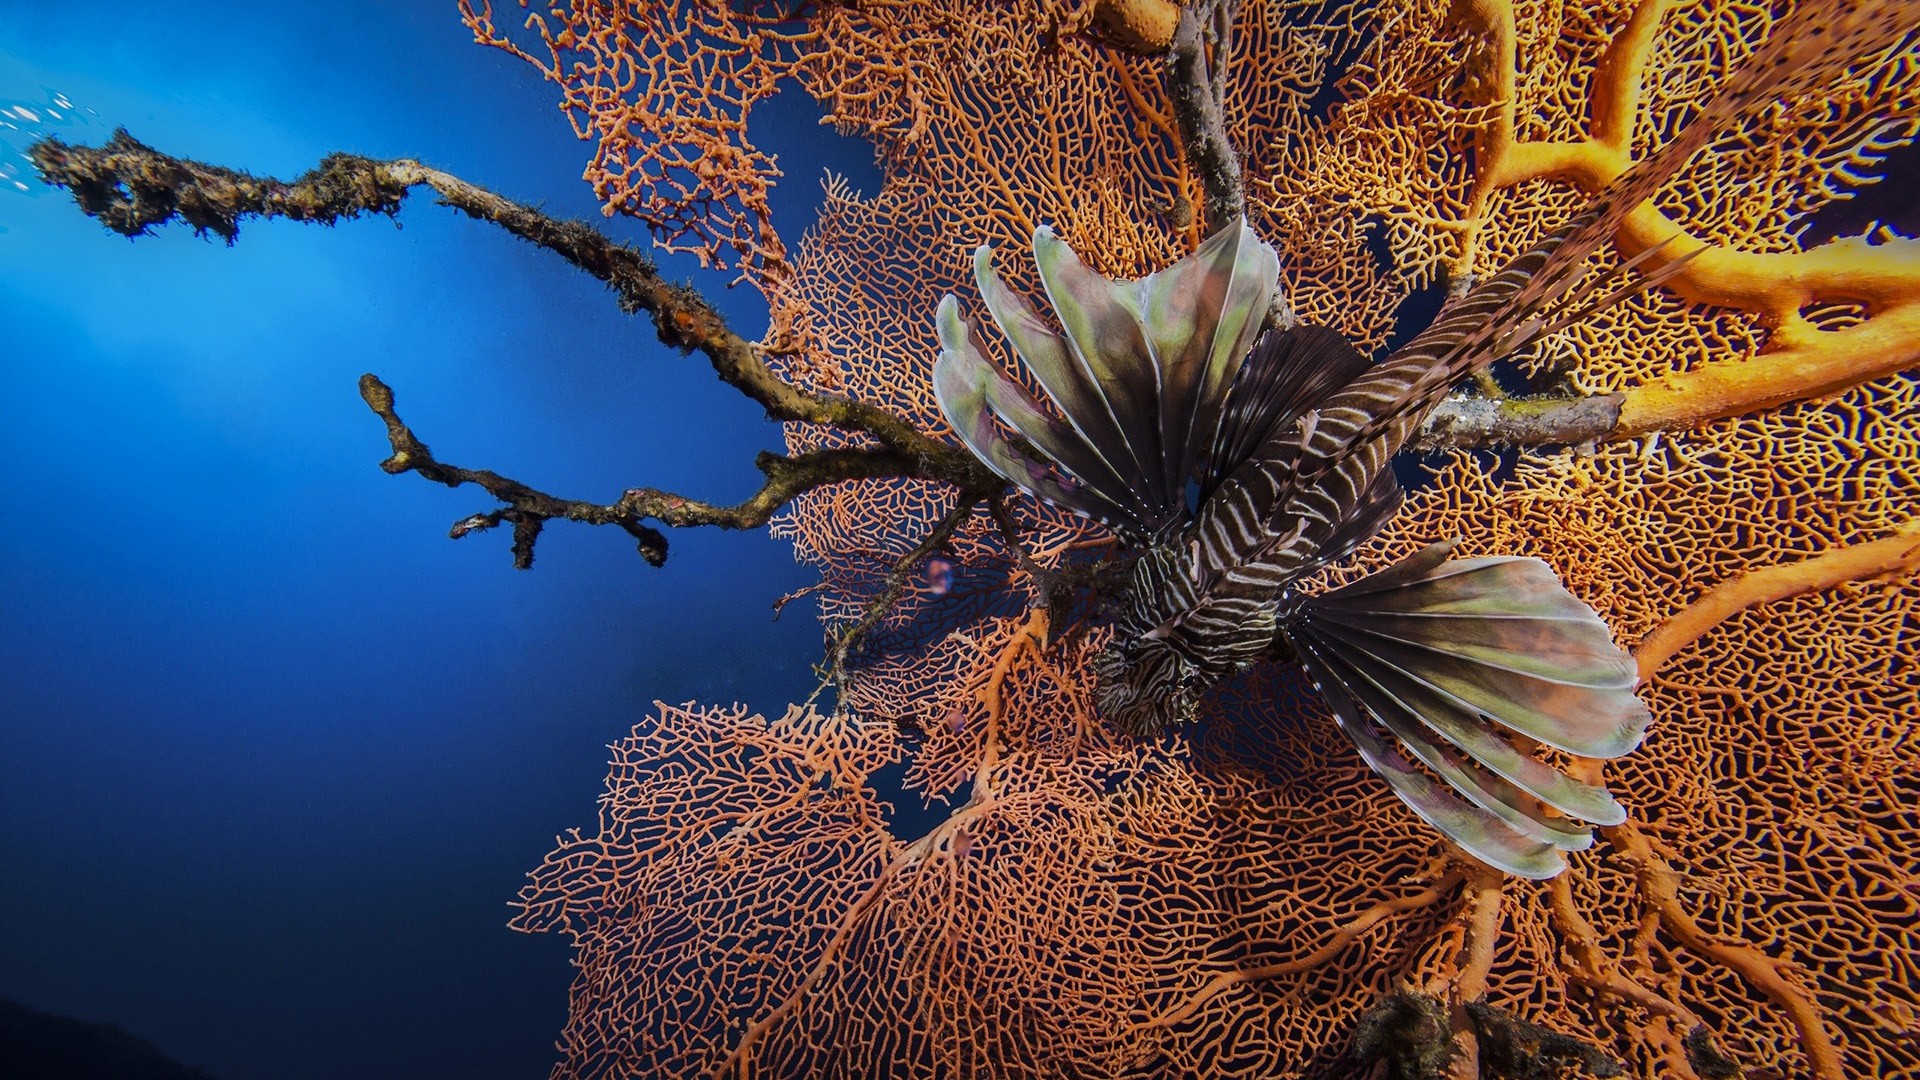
<box><xmin>928</xmin><ymin>8</ymin><xmax>1877</xmax><ymax>878</ymax></box>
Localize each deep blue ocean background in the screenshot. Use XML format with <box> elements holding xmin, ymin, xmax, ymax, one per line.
<box><xmin>0</xmin><ymin>4</ymin><xmax>879</xmax><ymax>1077</ymax></box>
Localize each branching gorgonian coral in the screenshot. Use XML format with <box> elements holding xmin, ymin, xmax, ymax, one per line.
<box><xmin>32</xmin><ymin>0</ymin><xmax>1920</xmax><ymax>1076</ymax></box>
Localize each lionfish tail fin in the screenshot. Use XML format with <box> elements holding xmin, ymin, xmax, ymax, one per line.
<box><xmin>1285</xmin><ymin>543</ymin><xmax>1648</xmax><ymax>878</ymax></box>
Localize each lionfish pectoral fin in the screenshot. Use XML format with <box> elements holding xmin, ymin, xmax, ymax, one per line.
<box><xmin>1031</xmin><ymin>226</ymin><xmax>1171</xmax><ymax>508</ymax></box>
<box><xmin>1297</xmin><ymin>637</ymin><xmax>1568</xmax><ymax>879</ymax></box>
<box><xmin>973</xmin><ymin>246</ymin><xmax>1150</xmax><ymax>523</ymax></box>
<box><xmin>1287</xmin><ymin>544</ymin><xmax>1647</xmax><ymax>876</ymax></box>
<box><xmin>943</xmin><ymin>288</ymin><xmax>1154</xmax><ymax>518</ymax></box>
<box><xmin>1121</xmin><ymin>219</ymin><xmax>1279</xmax><ymax>497</ymax></box>
<box><xmin>932</xmin><ymin>295</ymin><xmax>1133</xmax><ymax>526</ymax></box>
<box><xmin>1302</xmin><ymin>547</ymin><xmax>1650</xmax><ymax>757</ymax></box>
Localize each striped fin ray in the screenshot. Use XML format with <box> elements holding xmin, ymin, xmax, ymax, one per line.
<box><xmin>1123</xmin><ymin>220</ymin><xmax>1279</xmax><ymax>498</ymax></box>
<box><xmin>1200</xmin><ymin>324</ymin><xmax>1374</xmax><ymax>504</ymax></box>
<box><xmin>1296</xmin><ymin>464</ymin><xmax>1403</xmax><ymax>575</ymax></box>
<box><xmin>1295</xmin><ymin>635</ymin><xmax>1568</xmax><ymax>879</ymax></box>
<box><xmin>1284</xmin><ymin>543</ymin><xmax>1650</xmax><ymax>876</ymax></box>
<box><xmin>974</xmin><ymin>246</ymin><xmax>1153</xmax><ymax>522</ymax></box>
<box><xmin>1310</xmin><ymin>642</ymin><xmax>1597</xmax><ymax>850</ymax></box>
<box><xmin>931</xmin><ymin>297</ymin><xmax>1136</xmax><ymax>530</ymax></box>
<box><xmin>935</xmin><ymin>294</ymin><xmax>1147</xmax><ymax>519</ymax></box>
<box><xmin>1031</xmin><ymin>227</ymin><xmax>1175</xmax><ymax>511</ymax></box>
<box><xmin>1298</xmin><ymin>547</ymin><xmax>1650</xmax><ymax>757</ymax></box>
<box><xmin>956</xmin><ymin>221</ymin><xmax>1281</xmax><ymax>536</ymax></box>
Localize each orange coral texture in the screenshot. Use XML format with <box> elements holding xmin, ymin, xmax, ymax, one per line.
<box><xmin>467</xmin><ymin>0</ymin><xmax>1920</xmax><ymax>1076</ymax></box>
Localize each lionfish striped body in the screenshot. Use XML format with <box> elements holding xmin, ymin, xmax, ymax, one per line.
<box><xmin>935</xmin><ymin>215</ymin><xmax>1650</xmax><ymax>878</ymax></box>
<box><xmin>929</xmin><ymin>10</ymin><xmax>1880</xmax><ymax>878</ymax></box>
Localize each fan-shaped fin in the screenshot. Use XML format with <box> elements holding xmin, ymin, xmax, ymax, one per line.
<box><xmin>1122</xmin><ymin>220</ymin><xmax>1279</xmax><ymax>498</ymax></box>
<box><xmin>1297</xmin><ymin>637</ymin><xmax>1566</xmax><ymax>879</ymax></box>
<box><xmin>1031</xmin><ymin>226</ymin><xmax>1170</xmax><ymax>509</ymax></box>
<box><xmin>1313</xmin><ymin>643</ymin><xmax>1595</xmax><ymax>849</ymax></box>
<box><xmin>1301</xmin><ymin>550</ymin><xmax>1651</xmax><ymax>758</ymax></box>
<box><xmin>1314</xmin><ymin>557</ymin><xmax>1639</xmax><ymax>687</ymax></box>
<box><xmin>1203</xmin><ymin>324</ymin><xmax>1373</xmax><ymax>500</ymax></box>
<box><xmin>932</xmin><ymin>297</ymin><xmax>1134</xmax><ymax>527</ymax></box>
<box><xmin>973</xmin><ymin>247</ymin><xmax>1149</xmax><ymax>522</ymax></box>
<box><xmin>938</xmin><ymin>294</ymin><xmax>1149</xmax><ymax>519</ymax></box>
<box><xmin>1322</xmin><ymin>641</ymin><xmax>1625</xmax><ymax>825</ymax></box>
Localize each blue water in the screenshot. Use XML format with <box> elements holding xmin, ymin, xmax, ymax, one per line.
<box><xmin>0</xmin><ymin>5</ymin><xmax>879</xmax><ymax>1077</ymax></box>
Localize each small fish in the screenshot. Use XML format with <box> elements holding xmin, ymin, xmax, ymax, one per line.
<box><xmin>925</xmin><ymin>556</ymin><xmax>954</xmax><ymax>596</ymax></box>
<box><xmin>943</xmin><ymin>707</ymin><xmax>967</xmax><ymax>735</ymax></box>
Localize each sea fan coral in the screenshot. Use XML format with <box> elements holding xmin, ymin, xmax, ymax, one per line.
<box><xmin>464</xmin><ymin>0</ymin><xmax>1919</xmax><ymax>1076</ymax></box>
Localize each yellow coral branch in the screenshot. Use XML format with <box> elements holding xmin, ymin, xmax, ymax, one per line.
<box><xmin>1450</xmin><ymin>0</ymin><xmax>1920</xmax><ymax>435</ymax></box>
<box><xmin>1635</xmin><ymin>520</ymin><xmax>1920</xmax><ymax>677</ymax></box>
<box><xmin>1616</xmin><ymin>236</ymin><xmax>1920</xmax><ymax>434</ymax></box>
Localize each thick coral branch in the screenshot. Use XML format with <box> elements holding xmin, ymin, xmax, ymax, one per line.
<box><xmin>361</xmin><ymin>374</ymin><xmax>919</xmax><ymax>568</ymax></box>
<box><xmin>1145</xmin><ymin>864</ymin><xmax>1466</xmax><ymax>1030</ymax></box>
<box><xmin>1448</xmin><ymin>0</ymin><xmax>1920</xmax><ymax>436</ymax></box>
<box><xmin>1634</xmin><ymin>519</ymin><xmax>1920</xmax><ymax>677</ymax></box>
<box><xmin>1406</xmin><ymin>392</ymin><xmax>1627</xmax><ymax>451</ymax></box>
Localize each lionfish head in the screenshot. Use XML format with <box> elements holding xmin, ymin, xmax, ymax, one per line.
<box><xmin>1091</xmin><ymin>636</ymin><xmax>1200</xmax><ymax>737</ymax></box>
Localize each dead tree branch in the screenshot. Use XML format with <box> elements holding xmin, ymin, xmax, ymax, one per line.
<box><xmin>361</xmin><ymin>374</ymin><xmax>918</xmax><ymax>568</ymax></box>
<box><xmin>1166</xmin><ymin>0</ymin><xmax>1245</xmax><ymax>234</ymax></box>
<box><xmin>30</xmin><ymin>129</ymin><xmax>1001</xmax><ymax>567</ymax></box>
<box><xmin>1405</xmin><ymin>392</ymin><xmax>1627</xmax><ymax>452</ymax></box>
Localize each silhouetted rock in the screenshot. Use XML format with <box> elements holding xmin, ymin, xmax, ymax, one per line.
<box><xmin>0</xmin><ymin>997</ymin><xmax>218</xmax><ymax>1080</ymax></box>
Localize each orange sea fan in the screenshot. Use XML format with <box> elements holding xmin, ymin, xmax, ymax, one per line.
<box><xmin>479</xmin><ymin>0</ymin><xmax>1920</xmax><ymax>1076</ymax></box>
